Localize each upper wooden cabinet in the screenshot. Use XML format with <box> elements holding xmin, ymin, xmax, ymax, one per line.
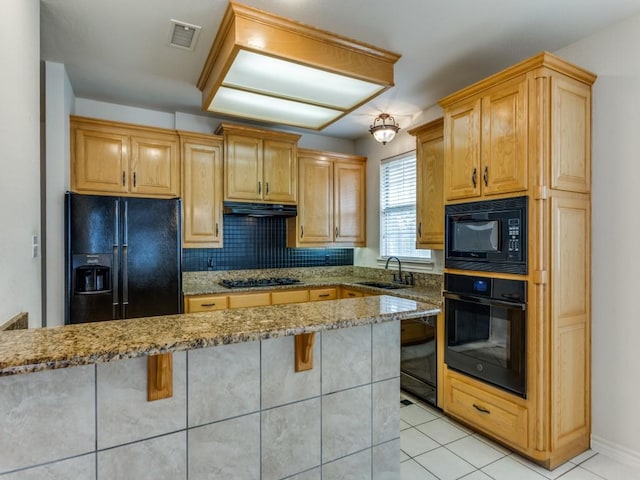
<box><xmin>442</xmin><ymin>75</ymin><xmax>528</xmax><ymax>201</ymax></box>
<box><xmin>217</xmin><ymin>123</ymin><xmax>301</xmax><ymax>204</ymax></box>
<box><xmin>408</xmin><ymin>118</ymin><xmax>444</xmax><ymax>250</ymax></box>
<box><xmin>288</xmin><ymin>149</ymin><xmax>366</xmax><ymax>247</ymax></box>
<box><xmin>179</xmin><ymin>132</ymin><xmax>224</xmax><ymax>249</ymax></box>
<box><xmin>71</xmin><ymin>116</ymin><xmax>180</xmax><ymax>198</ymax></box>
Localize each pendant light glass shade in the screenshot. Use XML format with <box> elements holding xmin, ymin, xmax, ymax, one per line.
<box><xmin>369</xmin><ymin>113</ymin><xmax>400</xmax><ymax>145</ymax></box>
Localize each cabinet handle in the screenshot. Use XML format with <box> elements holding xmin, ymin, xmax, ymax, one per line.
<box><xmin>200</xmin><ymin>303</ymin><xmax>216</xmax><ymax>307</ymax></box>
<box><xmin>300</xmin><ymin>225</ymin><xmax>304</xmax><ymax>238</ymax></box>
<box><xmin>348</xmin><ymin>292</ymin><xmax>356</xmax><ymax>297</ymax></box>
<box><xmin>483</xmin><ymin>166</ymin><xmax>488</xmax><ymax>186</ymax></box>
<box><xmin>266</xmin><ymin>182</ymin><xmax>269</xmax><ymax>195</ymax></box>
<box><xmin>473</xmin><ymin>403</ymin><xmax>491</xmax><ymax>414</ymax></box>
<box><xmin>133</xmin><ymin>172</ymin><xmax>137</xmax><ymax>188</ymax></box>
<box><xmin>319</xmin><ymin>293</ymin><xmax>330</xmax><ymax>298</ymax></box>
<box><xmin>258</xmin><ymin>181</ymin><xmax>261</xmax><ymax>195</ymax></box>
<box><xmin>418</xmin><ymin>222</ymin><xmax>422</xmax><ymax>238</ymax></box>
<box><xmin>122</xmin><ymin>171</ymin><xmax>126</xmax><ymax>187</ymax></box>
<box><xmin>215</xmin><ymin>223</ymin><xmax>219</xmax><ymax>237</ymax></box>
<box><xmin>335</xmin><ymin>227</ymin><xmax>339</xmax><ymax>238</ymax></box>
<box><xmin>471</xmin><ymin>168</ymin><xmax>477</xmax><ymax>188</ymax></box>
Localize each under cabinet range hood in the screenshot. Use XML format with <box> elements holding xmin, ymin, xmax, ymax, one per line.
<box><xmin>223</xmin><ymin>202</ymin><xmax>297</xmax><ymax>217</ymax></box>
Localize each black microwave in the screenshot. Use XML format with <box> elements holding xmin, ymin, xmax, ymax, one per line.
<box><xmin>445</xmin><ymin>196</ymin><xmax>527</xmax><ymax>274</ymax></box>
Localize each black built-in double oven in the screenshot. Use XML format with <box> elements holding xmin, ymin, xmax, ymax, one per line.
<box><xmin>443</xmin><ymin>196</ymin><xmax>528</xmax><ymax>398</ymax></box>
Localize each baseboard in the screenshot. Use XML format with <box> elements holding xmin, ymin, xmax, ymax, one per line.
<box><xmin>591</xmin><ymin>434</ymin><xmax>640</xmax><ymax>470</ymax></box>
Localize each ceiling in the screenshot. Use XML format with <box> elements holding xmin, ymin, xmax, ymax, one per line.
<box><xmin>40</xmin><ymin>0</ymin><xmax>640</xmax><ymax>140</ymax></box>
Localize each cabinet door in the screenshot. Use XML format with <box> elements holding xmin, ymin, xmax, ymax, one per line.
<box><xmin>334</xmin><ymin>161</ymin><xmax>366</xmax><ymax>245</ymax></box>
<box><xmin>444</xmin><ymin>98</ymin><xmax>481</xmax><ymax>201</ymax></box>
<box><xmin>416</xmin><ymin>128</ymin><xmax>444</xmax><ymax>249</ymax></box>
<box><xmin>182</xmin><ymin>137</ymin><xmax>223</xmax><ymax>248</ymax></box>
<box><xmin>72</xmin><ymin>127</ymin><xmax>130</xmax><ymax>194</ymax></box>
<box><xmin>130</xmin><ymin>134</ymin><xmax>180</xmax><ymax>196</ymax></box>
<box><xmin>225</xmin><ymin>134</ymin><xmax>262</xmax><ymax>201</ymax></box>
<box><xmin>297</xmin><ymin>156</ymin><xmax>333</xmax><ymax>245</ymax></box>
<box><xmin>550</xmin><ymin>76</ymin><xmax>591</xmax><ymax>193</ymax></box>
<box><xmin>481</xmin><ymin>76</ymin><xmax>528</xmax><ymax>196</ymax></box>
<box><xmin>228</xmin><ymin>292</ymin><xmax>271</xmax><ymax>309</ymax></box>
<box><xmin>271</xmin><ymin>289</ymin><xmax>309</xmax><ymax>305</ymax></box>
<box><xmin>263</xmin><ymin>139</ymin><xmax>297</xmax><ymax>204</ymax></box>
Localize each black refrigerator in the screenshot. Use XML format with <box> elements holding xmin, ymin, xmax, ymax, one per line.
<box><xmin>65</xmin><ymin>192</ymin><xmax>182</xmax><ymax>324</ymax></box>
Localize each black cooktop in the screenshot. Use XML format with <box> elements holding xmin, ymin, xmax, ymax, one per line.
<box><xmin>219</xmin><ymin>277</ymin><xmax>302</xmax><ymax>289</ymax></box>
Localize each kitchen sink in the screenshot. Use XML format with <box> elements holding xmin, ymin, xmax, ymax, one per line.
<box><xmin>355</xmin><ymin>281</ymin><xmax>406</xmax><ymax>290</ymax></box>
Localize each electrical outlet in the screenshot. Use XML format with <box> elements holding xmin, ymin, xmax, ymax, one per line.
<box><xmin>31</xmin><ymin>235</ymin><xmax>39</xmax><ymax>259</ymax></box>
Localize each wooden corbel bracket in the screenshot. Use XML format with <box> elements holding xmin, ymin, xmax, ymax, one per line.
<box><xmin>294</xmin><ymin>332</ymin><xmax>316</xmax><ymax>372</ymax></box>
<box><xmin>147</xmin><ymin>352</ymin><xmax>173</xmax><ymax>401</ymax></box>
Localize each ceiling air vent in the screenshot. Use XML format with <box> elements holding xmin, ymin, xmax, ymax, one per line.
<box><xmin>168</xmin><ymin>19</ymin><xmax>201</xmax><ymax>51</ymax></box>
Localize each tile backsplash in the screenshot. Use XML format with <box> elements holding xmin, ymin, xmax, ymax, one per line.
<box><xmin>182</xmin><ymin>215</ymin><xmax>353</xmax><ymax>272</ymax></box>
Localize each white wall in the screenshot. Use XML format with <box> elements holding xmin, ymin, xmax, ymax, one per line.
<box><xmin>353</xmin><ymin>106</ymin><xmax>444</xmax><ymax>270</ymax></box>
<box><xmin>44</xmin><ymin>62</ymin><xmax>74</xmax><ymax>327</ymax></box>
<box><xmin>0</xmin><ymin>1</ymin><xmax>41</xmax><ymax>327</ymax></box>
<box><xmin>555</xmin><ymin>15</ymin><xmax>640</xmax><ymax>466</ymax></box>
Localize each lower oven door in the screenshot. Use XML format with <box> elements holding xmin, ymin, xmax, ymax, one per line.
<box><xmin>400</xmin><ymin>316</ymin><xmax>437</xmax><ymax>406</ymax></box>
<box><xmin>444</xmin><ymin>292</ymin><xmax>526</xmax><ymax>397</ymax></box>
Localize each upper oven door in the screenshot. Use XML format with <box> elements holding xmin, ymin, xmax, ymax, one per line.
<box><xmin>443</xmin><ymin>291</ymin><xmax>527</xmax><ymax>397</ymax></box>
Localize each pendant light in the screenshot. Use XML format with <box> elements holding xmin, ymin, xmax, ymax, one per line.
<box><xmin>369</xmin><ymin>113</ymin><xmax>400</xmax><ymax>145</ymax></box>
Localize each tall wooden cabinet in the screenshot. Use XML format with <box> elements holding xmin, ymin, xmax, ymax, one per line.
<box><xmin>216</xmin><ymin>123</ymin><xmax>300</xmax><ymax>204</ymax></box>
<box><xmin>71</xmin><ymin>116</ymin><xmax>180</xmax><ymax>197</ymax></box>
<box><xmin>439</xmin><ymin>52</ymin><xmax>595</xmax><ymax>469</ymax></box>
<box><xmin>287</xmin><ymin>149</ymin><xmax>366</xmax><ymax>247</ymax></box>
<box><xmin>408</xmin><ymin>118</ymin><xmax>444</xmax><ymax>250</ymax></box>
<box><xmin>179</xmin><ymin>132</ymin><xmax>224</xmax><ymax>248</ymax></box>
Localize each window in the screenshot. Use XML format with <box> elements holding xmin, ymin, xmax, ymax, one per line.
<box><xmin>380</xmin><ymin>152</ymin><xmax>431</xmax><ymax>260</ymax></box>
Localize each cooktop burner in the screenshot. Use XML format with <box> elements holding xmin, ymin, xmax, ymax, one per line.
<box><xmin>219</xmin><ymin>277</ymin><xmax>302</xmax><ymax>289</ymax></box>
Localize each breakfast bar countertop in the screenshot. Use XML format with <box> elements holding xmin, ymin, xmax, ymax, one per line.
<box><xmin>0</xmin><ymin>295</ymin><xmax>440</xmax><ymax>377</ymax></box>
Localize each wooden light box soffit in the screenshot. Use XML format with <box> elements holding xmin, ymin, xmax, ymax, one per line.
<box><xmin>197</xmin><ymin>1</ymin><xmax>401</xmax><ymax>130</ymax></box>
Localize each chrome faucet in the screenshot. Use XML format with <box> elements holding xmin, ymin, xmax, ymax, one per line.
<box><xmin>385</xmin><ymin>256</ymin><xmax>403</xmax><ymax>284</ymax></box>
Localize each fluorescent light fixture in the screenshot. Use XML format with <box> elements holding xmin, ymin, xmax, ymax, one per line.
<box><xmin>198</xmin><ymin>2</ymin><xmax>401</xmax><ymax>130</ymax></box>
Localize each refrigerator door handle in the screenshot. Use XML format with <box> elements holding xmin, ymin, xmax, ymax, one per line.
<box><xmin>122</xmin><ymin>200</ymin><xmax>129</xmax><ymax>319</ymax></box>
<box><xmin>112</xmin><ymin>199</ymin><xmax>120</xmax><ymax>320</ymax></box>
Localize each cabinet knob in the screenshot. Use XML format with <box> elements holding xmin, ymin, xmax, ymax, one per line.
<box><xmin>472</xmin><ymin>168</ymin><xmax>477</xmax><ymax>188</ymax></box>
<box><xmin>483</xmin><ymin>166</ymin><xmax>488</xmax><ymax>187</ymax></box>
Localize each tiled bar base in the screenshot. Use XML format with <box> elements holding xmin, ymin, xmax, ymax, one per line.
<box><xmin>0</xmin><ymin>322</ymin><xmax>400</xmax><ymax>479</ymax></box>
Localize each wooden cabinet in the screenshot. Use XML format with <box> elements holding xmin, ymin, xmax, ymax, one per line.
<box><xmin>271</xmin><ymin>289</ymin><xmax>310</xmax><ymax>305</ymax></box>
<box><xmin>217</xmin><ymin>123</ymin><xmax>300</xmax><ymax>204</ymax></box>
<box><xmin>340</xmin><ymin>288</ymin><xmax>363</xmax><ymax>299</ymax></box>
<box><xmin>185</xmin><ymin>295</ymin><xmax>228</xmax><ymax>313</ymax></box>
<box><xmin>408</xmin><ymin>118</ymin><xmax>444</xmax><ymax>250</ymax></box>
<box><xmin>71</xmin><ymin>116</ymin><xmax>180</xmax><ymax>197</ymax></box>
<box><xmin>441</xmin><ymin>75</ymin><xmax>527</xmax><ymax>202</ymax></box>
<box><xmin>444</xmin><ymin>369</ymin><xmax>529</xmax><ymax>451</ymax></box>
<box><xmin>288</xmin><ymin>149</ymin><xmax>366</xmax><ymax>247</ymax></box>
<box><xmin>308</xmin><ymin>288</ymin><xmax>338</xmax><ymax>302</ymax></box>
<box><xmin>439</xmin><ymin>52</ymin><xmax>596</xmax><ymax>468</ymax></box>
<box><xmin>180</xmin><ymin>132</ymin><xmax>223</xmax><ymax>248</ymax></box>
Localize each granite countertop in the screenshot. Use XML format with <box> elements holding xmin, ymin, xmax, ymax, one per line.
<box><xmin>0</xmin><ymin>295</ymin><xmax>440</xmax><ymax>377</ymax></box>
<box><xmin>184</xmin><ymin>276</ymin><xmax>444</xmax><ymax>306</ymax></box>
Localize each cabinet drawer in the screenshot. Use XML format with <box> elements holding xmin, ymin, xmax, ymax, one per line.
<box><xmin>271</xmin><ymin>289</ymin><xmax>309</xmax><ymax>305</ymax></box>
<box><xmin>228</xmin><ymin>292</ymin><xmax>271</xmax><ymax>309</ymax></box>
<box><xmin>186</xmin><ymin>295</ymin><xmax>228</xmax><ymax>313</ymax></box>
<box><xmin>341</xmin><ymin>288</ymin><xmax>363</xmax><ymax>298</ymax></box>
<box><xmin>309</xmin><ymin>288</ymin><xmax>338</xmax><ymax>301</ymax></box>
<box><xmin>445</xmin><ymin>373</ymin><xmax>528</xmax><ymax>450</ymax></box>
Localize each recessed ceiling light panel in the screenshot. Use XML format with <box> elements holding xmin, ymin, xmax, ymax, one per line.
<box><xmin>197</xmin><ymin>2</ymin><xmax>400</xmax><ymax>130</ymax></box>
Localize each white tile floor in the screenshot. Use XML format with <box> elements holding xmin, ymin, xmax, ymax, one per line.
<box><xmin>400</xmin><ymin>393</ymin><xmax>640</xmax><ymax>480</ymax></box>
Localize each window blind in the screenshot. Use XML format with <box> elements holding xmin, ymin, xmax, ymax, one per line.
<box><xmin>380</xmin><ymin>153</ymin><xmax>431</xmax><ymax>259</ymax></box>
